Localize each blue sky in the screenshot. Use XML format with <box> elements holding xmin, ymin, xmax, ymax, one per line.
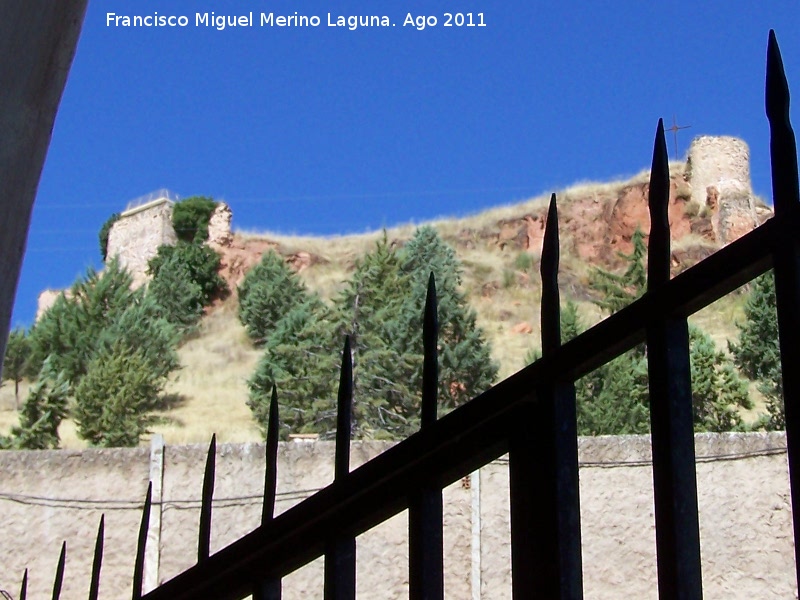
<box><xmin>11</xmin><ymin>1</ymin><xmax>800</xmax><ymax>327</ymax></box>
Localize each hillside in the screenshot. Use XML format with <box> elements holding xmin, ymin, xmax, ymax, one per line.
<box><xmin>0</xmin><ymin>150</ymin><xmax>774</xmax><ymax>448</ymax></box>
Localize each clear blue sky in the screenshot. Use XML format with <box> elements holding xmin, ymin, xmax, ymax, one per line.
<box><xmin>11</xmin><ymin>1</ymin><xmax>800</xmax><ymax>327</ymax></box>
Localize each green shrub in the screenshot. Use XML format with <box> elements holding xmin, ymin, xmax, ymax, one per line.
<box><xmin>99</xmin><ymin>212</ymin><xmax>120</xmax><ymax>261</ymax></box>
<box><xmin>148</xmin><ymin>241</ymin><xmax>228</xmax><ymax>307</ymax></box>
<box><xmin>513</xmin><ymin>252</ymin><xmax>535</xmax><ymax>271</ymax></box>
<box><xmin>172</xmin><ymin>196</ymin><xmax>217</xmax><ymax>242</ymax></box>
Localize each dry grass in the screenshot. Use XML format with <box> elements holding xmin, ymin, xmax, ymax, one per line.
<box><xmin>148</xmin><ymin>299</ymin><xmax>263</xmax><ymax>446</ymax></box>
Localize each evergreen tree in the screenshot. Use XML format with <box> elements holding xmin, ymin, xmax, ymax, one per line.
<box><xmin>729</xmin><ymin>272</ymin><xmax>783</xmax><ymax>429</ymax></box>
<box><xmin>98</xmin><ymin>294</ymin><xmax>181</xmax><ymax>382</ymax></box>
<box><xmin>335</xmin><ymin>234</ymin><xmax>420</xmax><ymax>437</ymax></box>
<box><xmin>399</xmin><ymin>226</ymin><xmax>497</xmax><ymax>413</ymax></box>
<box><xmin>73</xmin><ymin>343</ymin><xmax>165</xmax><ymax>447</ymax></box>
<box><xmin>23</xmin><ymin>261</ymin><xmax>181</xmax><ymax>447</ymax></box>
<box><xmin>28</xmin><ymin>259</ymin><xmax>137</xmax><ymax>384</ymax></box>
<box><xmin>579</xmin><ymin>229</ymin><xmax>752</xmax><ymax>434</ymax></box>
<box><xmin>11</xmin><ymin>359</ymin><xmax>70</xmax><ymax>449</ymax></box>
<box><xmin>248</xmin><ymin>297</ymin><xmax>340</xmax><ymax>438</ymax></box>
<box><xmin>238</xmin><ymin>251</ymin><xmax>308</xmax><ymax>344</ymax></box>
<box><xmin>148</xmin><ymin>241</ymin><xmax>228</xmax><ymax>308</ymax></box>
<box><xmin>589</xmin><ymin>228</ymin><xmax>648</xmax><ymax>313</ymax></box>
<box><xmin>689</xmin><ymin>326</ymin><xmax>752</xmax><ymax>432</ymax></box>
<box><xmin>2</xmin><ymin>328</ymin><xmax>32</xmax><ymax>409</ymax></box>
<box><xmin>147</xmin><ymin>252</ymin><xmax>205</xmax><ymax>330</ymax></box>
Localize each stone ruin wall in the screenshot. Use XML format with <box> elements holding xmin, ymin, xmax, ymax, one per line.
<box><xmin>686</xmin><ymin>136</ymin><xmax>759</xmax><ymax>243</ymax></box>
<box><xmin>106</xmin><ymin>199</ymin><xmax>177</xmax><ymax>288</ymax></box>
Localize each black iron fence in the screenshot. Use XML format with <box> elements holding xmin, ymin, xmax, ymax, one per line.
<box><xmin>8</xmin><ymin>30</ymin><xmax>800</xmax><ymax>600</ymax></box>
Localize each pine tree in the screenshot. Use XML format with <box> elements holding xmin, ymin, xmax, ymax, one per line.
<box><xmin>248</xmin><ymin>297</ymin><xmax>340</xmax><ymax>438</ymax></box>
<box><xmin>147</xmin><ymin>255</ymin><xmax>205</xmax><ymax>330</ymax></box>
<box><xmin>335</xmin><ymin>234</ymin><xmax>420</xmax><ymax>437</ymax></box>
<box><xmin>238</xmin><ymin>251</ymin><xmax>307</xmax><ymax>344</ymax></box>
<box><xmin>2</xmin><ymin>328</ymin><xmax>32</xmax><ymax>409</ymax></box>
<box><xmin>729</xmin><ymin>272</ymin><xmax>783</xmax><ymax>428</ymax></box>
<box><xmin>689</xmin><ymin>326</ymin><xmax>752</xmax><ymax>432</ymax></box>
<box><xmin>581</xmin><ymin>228</ymin><xmax>752</xmax><ymax>434</ymax></box>
<box><xmin>28</xmin><ymin>259</ymin><xmax>137</xmax><ymax>384</ymax></box>
<box><xmin>23</xmin><ymin>261</ymin><xmax>181</xmax><ymax>447</ymax></box>
<box><xmin>589</xmin><ymin>228</ymin><xmax>648</xmax><ymax>313</ymax></box>
<box><xmin>148</xmin><ymin>241</ymin><xmax>228</xmax><ymax>308</ymax></box>
<box><xmin>29</xmin><ymin>260</ymin><xmax>180</xmax><ymax>391</ymax></box>
<box><xmin>399</xmin><ymin>226</ymin><xmax>497</xmax><ymax>413</ymax></box>
<box><xmin>73</xmin><ymin>343</ymin><xmax>165</xmax><ymax>447</ymax></box>
<box><xmin>11</xmin><ymin>359</ymin><xmax>70</xmax><ymax>449</ymax></box>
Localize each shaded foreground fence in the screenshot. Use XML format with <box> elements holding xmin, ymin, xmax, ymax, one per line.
<box><xmin>7</xmin><ymin>30</ymin><xmax>800</xmax><ymax>600</ymax></box>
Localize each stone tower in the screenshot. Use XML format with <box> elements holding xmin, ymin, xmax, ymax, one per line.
<box><xmin>106</xmin><ymin>191</ymin><xmax>178</xmax><ymax>288</ymax></box>
<box><xmin>686</xmin><ymin>136</ymin><xmax>758</xmax><ymax>243</ymax></box>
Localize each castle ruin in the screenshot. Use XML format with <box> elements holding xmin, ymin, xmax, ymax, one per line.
<box><xmin>106</xmin><ymin>190</ymin><xmax>179</xmax><ymax>288</ymax></box>
<box><xmin>686</xmin><ymin>136</ymin><xmax>759</xmax><ymax>243</ymax></box>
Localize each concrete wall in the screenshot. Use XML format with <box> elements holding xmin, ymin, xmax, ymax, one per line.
<box><xmin>0</xmin><ymin>432</ymin><xmax>794</xmax><ymax>599</ymax></box>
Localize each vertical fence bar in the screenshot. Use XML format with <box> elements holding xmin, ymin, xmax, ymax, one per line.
<box><xmin>765</xmin><ymin>29</ymin><xmax>800</xmax><ymax>588</ymax></box>
<box><xmin>52</xmin><ymin>542</ymin><xmax>66</xmax><ymax>600</ymax></box>
<box><xmin>198</xmin><ymin>434</ymin><xmax>217</xmax><ymax>564</ymax></box>
<box><xmin>408</xmin><ymin>274</ymin><xmax>444</xmax><ymax>600</ymax></box>
<box><xmin>324</xmin><ymin>337</ymin><xmax>356</xmax><ymax>600</ymax></box>
<box><xmin>132</xmin><ymin>483</ymin><xmax>152</xmax><ymax>600</ymax></box>
<box><xmin>509</xmin><ymin>194</ymin><xmax>582</xmax><ymax>599</ymax></box>
<box><xmin>88</xmin><ymin>515</ymin><xmax>104</xmax><ymax>600</ymax></box>
<box><xmin>646</xmin><ymin>119</ymin><xmax>702</xmax><ymax>599</ymax></box>
<box><xmin>254</xmin><ymin>386</ymin><xmax>282</xmax><ymax>600</ymax></box>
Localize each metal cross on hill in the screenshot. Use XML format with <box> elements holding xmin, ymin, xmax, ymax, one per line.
<box><xmin>666</xmin><ymin>114</ymin><xmax>691</xmax><ymax>160</ymax></box>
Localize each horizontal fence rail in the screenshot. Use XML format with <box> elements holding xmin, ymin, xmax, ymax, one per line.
<box><xmin>10</xmin><ymin>29</ymin><xmax>800</xmax><ymax>600</ymax></box>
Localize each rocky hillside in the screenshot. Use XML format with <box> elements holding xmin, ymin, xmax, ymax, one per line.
<box><xmin>7</xmin><ymin>136</ymin><xmax>774</xmax><ymax>447</ymax></box>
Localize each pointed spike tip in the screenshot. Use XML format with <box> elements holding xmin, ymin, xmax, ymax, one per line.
<box><xmin>540</xmin><ymin>193</ymin><xmax>560</xmax><ymax>279</ymax></box>
<box><xmin>422</xmin><ymin>271</ymin><xmax>439</xmax><ymax>428</ymax></box>
<box><xmin>335</xmin><ymin>335</ymin><xmax>353</xmax><ymax>479</ymax></box>
<box><xmin>19</xmin><ymin>569</ymin><xmax>28</xmax><ymax>600</ymax></box>
<box><xmin>263</xmin><ymin>385</ymin><xmax>280</xmax><ymax>524</ymax></box>
<box><xmin>766</xmin><ymin>29</ymin><xmax>790</xmax><ymax>124</ymax></box>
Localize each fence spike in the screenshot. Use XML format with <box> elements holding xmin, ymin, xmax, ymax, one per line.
<box><xmin>52</xmin><ymin>541</ymin><xmax>66</xmax><ymax>600</ymax></box>
<box><xmin>132</xmin><ymin>482</ymin><xmax>152</xmax><ymax>600</ymax></box>
<box><xmin>335</xmin><ymin>337</ymin><xmax>353</xmax><ymax>480</ymax></box>
<box><xmin>421</xmin><ymin>272</ymin><xmax>439</xmax><ymax>429</ymax></box>
<box><xmin>540</xmin><ymin>193</ymin><xmax>561</xmax><ymax>355</ymax></box>
<box><xmin>19</xmin><ymin>569</ymin><xmax>27</xmax><ymax>600</ymax></box>
<box><xmin>88</xmin><ymin>515</ymin><xmax>104</xmax><ymax>600</ymax></box>
<box><xmin>767</xmin><ymin>30</ymin><xmax>800</xmax><ymax>217</ymax></box>
<box><xmin>648</xmin><ymin>118</ymin><xmax>671</xmax><ymax>290</ymax></box>
<box><xmin>262</xmin><ymin>386</ymin><xmax>280</xmax><ymax>525</ymax></box>
<box><xmin>199</xmin><ymin>434</ymin><xmax>217</xmax><ymax>563</ymax></box>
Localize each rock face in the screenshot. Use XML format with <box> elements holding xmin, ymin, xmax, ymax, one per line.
<box><xmin>687</xmin><ymin>136</ymin><xmax>758</xmax><ymax>243</ymax></box>
<box><xmin>106</xmin><ymin>198</ymin><xmax>177</xmax><ymax>288</ymax></box>
<box><xmin>206</xmin><ymin>202</ymin><xmax>233</xmax><ymax>249</ymax></box>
